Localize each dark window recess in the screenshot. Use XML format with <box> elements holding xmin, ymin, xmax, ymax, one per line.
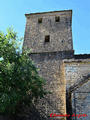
<box><xmin>45</xmin><ymin>35</ymin><xmax>50</xmax><ymax>43</ymax></box>
<box><xmin>61</xmin><ymin>40</ymin><xmax>64</xmax><ymax>43</ymax></box>
<box><xmin>55</xmin><ymin>16</ymin><xmax>60</xmax><ymax>22</ymax></box>
<box><xmin>38</xmin><ymin>18</ymin><xmax>42</xmax><ymax>23</ymax></box>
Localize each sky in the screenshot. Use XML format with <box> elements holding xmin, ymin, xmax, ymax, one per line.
<box><xmin>0</xmin><ymin>0</ymin><xmax>90</xmax><ymax>54</ymax></box>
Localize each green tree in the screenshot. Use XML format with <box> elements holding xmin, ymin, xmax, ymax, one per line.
<box><xmin>0</xmin><ymin>27</ymin><xmax>46</xmax><ymax>115</ymax></box>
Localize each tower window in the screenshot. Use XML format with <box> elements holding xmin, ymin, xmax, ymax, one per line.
<box><xmin>55</xmin><ymin>16</ymin><xmax>60</xmax><ymax>22</ymax></box>
<box><xmin>61</xmin><ymin>40</ymin><xmax>64</xmax><ymax>43</ymax></box>
<box><xmin>45</xmin><ymin>35</ymin><xmax>50</xmax><ymax>43</ymax></box>
<box><xmin>38</xmin><ymin>18</ymin><xmax>42</xmax><ymax>23</ymax></box>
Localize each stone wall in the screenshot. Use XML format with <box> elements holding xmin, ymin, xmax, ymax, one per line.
<box><xmin>64</xmin><ymin>59</ymin><xmax>90</xmax><ymax>91</ymax></box>
<box><xmin>30</xmin><ymin>52</ymin><xmax>67</xmax><ymax>120</ymax></box>
<box><xmin>64</xmin><ymin>59</ymin><xmax>90</xmax><ymax>120</ymax></box>
<box><xmin>24</xmin><ymin>10</ymin><xmax>73</xmax><ymax>53</ymax></box>
<box><xmin>0</xmin><ymin>9</ymin><xmax>90</xmax><ymax>120</ymax></box>
<box><xmin>24</xmin><ymin>9</ymin><xmax>90</xmax><ymax>120</ymax></box>
<box><xmin>71</xmin><ymin>80</ymin><xmax>90</xmax><ymax>120</ymax></box>
<box><xmin>23</xmin><ymin>10</ymin><xmax>74</xmax><ymax>120</ymax></box>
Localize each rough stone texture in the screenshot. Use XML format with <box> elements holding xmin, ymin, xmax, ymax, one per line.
<box><xmin>23</xmin><ymin>10</ymin><xmax>74</xmax><ymax>120</ymax></box>
<box><xmin>64</xmin><ymin>59</ymin><xmax>90</xmax><ymax>91</ymax></box>
<box><xmin>24</xmin><ymin>10</ymin><xmax>73</xmax><ymax>53</ymax></box>
<box><xmin>64</xmin><ymin>59</ymin><xmax>90</xmax><ymax>120</ymax></box>
<box><xmin>23</xmin><ymin>10</ymin><xmax>90</xmax><ymax>120</ymax></box>
<box><xmin>30</xmin><ymin>53</ymin><xmax>66</xmax><ymax>120</ymax></box>
<box><xmin>72</xmin><ymin>84</ymin><xmax>90</xmax><ymax>120</ymax></box>
<box><xmin>1</xmin><ymin>10</ymin><xmax>90</xmax><ymax>120</ymax></box>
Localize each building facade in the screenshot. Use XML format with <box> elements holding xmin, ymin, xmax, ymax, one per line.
<box><xmin>24</xmin><ymin>10</ymin><xmax>90</xmax><ymax>120</ymax></box>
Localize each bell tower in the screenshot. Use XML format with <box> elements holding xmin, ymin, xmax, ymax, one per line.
<box><xmin>24</xmin><ymin>10</ymin><xmax>74</xmax><ymax>120</ymax></box>
<box><xmin>24</xmin><ymin>10</ymin><xmax>73</xmax><ymax>54</ymax></box>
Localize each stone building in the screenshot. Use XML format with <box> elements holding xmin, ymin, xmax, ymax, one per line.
<box><xmin>24</xmin><ymin>10</ymin><xmax>90</xmax><ymax>120</ymax></box>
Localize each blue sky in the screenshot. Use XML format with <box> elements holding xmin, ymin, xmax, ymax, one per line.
<box><xmin>0</xmin><ymin>0</ymin><xmax>90</xmax><ymax>54</ymax></box>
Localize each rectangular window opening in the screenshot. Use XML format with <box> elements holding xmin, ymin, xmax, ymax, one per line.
<box><xmin>38</xmin><ymin>18</ymin><xmax>42</xmax><ymax>23</ymax></box>
<box><xmin>45</xmin><ymin>35</ymin><xmax>50</xmax><ymax>43</ymax></box>
<box><xmin>55</xmin><ymin>16</ymin><xmax>60</xmax><ymax>22</ymax></box>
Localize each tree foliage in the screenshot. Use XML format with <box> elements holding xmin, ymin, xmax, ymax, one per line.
<box><xmin>0</xmin><ymin>28</ymin><xmax>46</xmax><ymax>115</ymax></box>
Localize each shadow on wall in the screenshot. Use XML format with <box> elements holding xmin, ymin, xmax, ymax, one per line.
<box><xmin>66</xmin><ymin>74</ymin><xmax>90</xmax><ymax>120</ymax></box>
<box><xmin>0</xmin><ymin>104</ymin><xmax>46</xmax><ymax>120</ymax></box>
<box><xmin>0</xmin><ymin>96</ymin><xmax>65</xmax><ymax>120</ymax></box>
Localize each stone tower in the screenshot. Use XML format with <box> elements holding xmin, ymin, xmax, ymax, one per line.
<box><xmin>24</xmin><ymin>10</ymin><xmax>74</xmax><ymax>120</ymax></box>
<box><xmin>24</xmin><ymin>10</ymin><xmax>73</xmax><ymax>53</ymax></box>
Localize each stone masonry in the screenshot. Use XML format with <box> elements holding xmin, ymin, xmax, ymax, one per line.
<box><xmin>24</xmin><ymin>10</ymin><xmax>73</xmax><ymax>53</ymax></box>
<box><xmin>24</xmin><ymin>10</ymin><xmax>90</xmax><ymax>120</ymax></box>
<box><xmin>64</xmin><ymin>58</ymin><xmax>90</xmax><ymax>120</ymax></box>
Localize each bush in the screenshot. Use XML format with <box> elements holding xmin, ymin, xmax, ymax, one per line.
<box><xmin>0</xmin><ymin>27</ymin><xmax>46</xmax><ymax>115</ymax></box>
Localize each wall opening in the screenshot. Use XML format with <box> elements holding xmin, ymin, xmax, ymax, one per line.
<box><xmin>38</xmin><ymin>18</ymin><xmax>42</xmax><ymax>23</ymax></box>
<box><xmin>66</xmin><ymin>91</ymin><xmax>72</xmax><ymax>120</ymax></box>
<box><xmin>55</xmin><ymin>16</ymin><xmax>60</xmax><ymax>22</ymax></box>
<box><xmin>45</xmin><ymin>35</ymin><xmax>50</xmax><ymax>43</ymax></box>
